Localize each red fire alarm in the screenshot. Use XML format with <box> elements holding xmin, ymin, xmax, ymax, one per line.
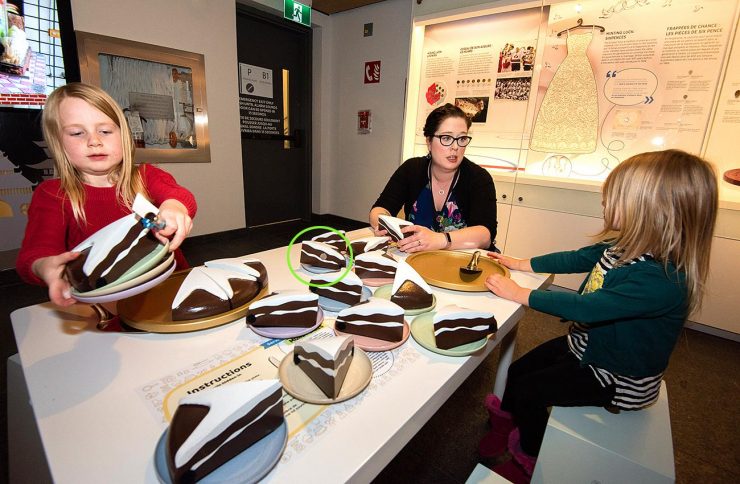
<box><xmin>358</xmin><ymin>110</ymin><xmax>371</xmax><ymax>134</ymax></box>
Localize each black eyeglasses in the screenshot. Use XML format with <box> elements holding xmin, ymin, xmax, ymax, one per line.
<box><xmin>432</xmin><ymin>134</ymin><xmax>472</xmax><ymax>147</ymax></box>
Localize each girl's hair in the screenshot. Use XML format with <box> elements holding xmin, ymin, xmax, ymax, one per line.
<box><xmin>598</xmin><ymin>149</ymin><xmax>718</xmax><ymax>313</ymax></box>
<box><xmin>422</xmin><ymin>103</ymin><xmax>472</xmax><ymax>138</ymax></box>
<box><xmin>42</xmin><ymin>82</ymin><xmax>147</xmax><ymax>224</ymax></box>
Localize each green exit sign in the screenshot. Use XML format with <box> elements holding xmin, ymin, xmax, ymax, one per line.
<box><xmin>284</xmin><ymin>0</ymin><xmax>311</xmax><ymax>27</ymax></box>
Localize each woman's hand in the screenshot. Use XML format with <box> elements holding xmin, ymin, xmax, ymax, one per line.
<box><xmin>32</xmin><ymin>252</ymin><xmax>81</xmax><ymax>307</ymax></box>
<box><xmin>486</xmin><ymin>252</ymin><xmax>532</xmax><ymax>272</ymax></box>
<box><xmin>371</xmin><ymin>225</ymin><xmax>389</xmax><ymax>237</ymax></box>
<box><xmin>396</xmin><ymin>225</ymin><xmax>447</xmax><ymax>253</ymax></box>
<box><xmin>156</xmin><ymin>199</ymin><xmax>193</xmax><ymax>251</ymax></box>
<box><xmin>485</xmin><ymin>274</ymin><xmax>531</xmax><ymax>306</ymax></box>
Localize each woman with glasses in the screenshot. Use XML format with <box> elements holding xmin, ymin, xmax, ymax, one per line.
<box><xmin>370</xmin><ymin>103</ymin><xmax>498</xmax><ymax>253</ymax></box>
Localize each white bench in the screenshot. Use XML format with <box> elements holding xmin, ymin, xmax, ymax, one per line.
<box><xmin>532</xmin><ymin>381</ymin><xmax>675</xmax><ymax>483</ymax></box>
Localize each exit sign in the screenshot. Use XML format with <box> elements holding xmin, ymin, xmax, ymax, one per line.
<box><xmin>284</xmin><ymin>0</ymin><xmax>311</xmax><ymax>27</ymax></box>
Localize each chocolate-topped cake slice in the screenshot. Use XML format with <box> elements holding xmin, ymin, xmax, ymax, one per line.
<box><xmin>293</xmin><ymin>335</ymin><xmax>354</xmax><ymax>399</ymax></box>
<box><xmin>166</xmin><ymin>380</ymin><xmax>283</xmax><ymax>483</ymax></box>
<box><xmin>65</xmin><ymin>212</ymin><xmax>162</xmax><ymax>292</ymax></box>
<box><xmin>390</xmin><ymin>260</ymin><xmax>434</xmax><ymax>310</ymax></box>
<box><xmin>335</xmin><ymin>297</ymin><xmax>404</xmax><ymax>342</ymax></box>
<box><xmin>246</xmin><ymin>290</ymin><xmax>318</xmax><ymax>328</ymax></box>
<box><xmin>171</xmin><ymin>267</ymin><xmax>231</xmax><ymax>321</ymax></box>
<box><xmin>354</xmin><ymin>250</ymin><xmax>397</xmax><ymax>279</ymax></box>
<box><xmin>309</xmin><ymin>270</ymin><xmax>364</xmax><ymax>306</ymax></box>
<box><xmin>349</xmin><ymin>236</ymin><xmax>390</xmax><ymax>256</ymax></box>
<box><xmin>311</xmin><ymin>230</ymin><xmax>347</xmax><ymax>252</ymax></box>
<box><xmin>378</xmin><ymin>214</ymin><xmax>412</xmax><ymax>242</ymax></box>
<box><xmin>300</xmin><ymin>241</ymin><xmax>345</xmax><ymax>270</ymax></box>
<box><xmin>433</xmin><ymin>304</ymin><xmax>497</xmax><ymax>349</ymax></box>
<box><xmin>205</xmin><ymin>257</ymin><xmax>268</xmax><ymax>289</ymax></box>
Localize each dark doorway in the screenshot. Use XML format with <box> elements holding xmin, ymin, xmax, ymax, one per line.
<box><xmin>236</xmin><ymin>5</ymin><xmax>312</xmax><ymax>227</ymax></box>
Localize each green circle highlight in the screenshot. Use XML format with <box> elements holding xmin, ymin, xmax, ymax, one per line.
<box><xmin>286</xmin><ymin>226</ymin><xmax>355</xmax><ymax>287</ymax></box>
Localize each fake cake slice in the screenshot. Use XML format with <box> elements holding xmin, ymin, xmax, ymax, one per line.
<box><xmin>309</xmin><ymin>270</ymin><xmax>364</xmax><ymax>306</ymax></box>
<box><xmin>300</xmin><ymin>240</ymin><xmax>345</xmax><ymax>270</ymax></box>
<box><xmin>390</xmin><ymin>260</ymin><xmax>434</xmax><ymax>310</ymax></box>
<box><xmin>335</xmin><ymin>297</ymin><xmax>404</xmax><ymax>342</ymax></box>
<box><xmin>311</xmin><ymin>230</ymin><xmax>347</xmax><ymax>252</ymax></box>
<box><xmin>246</xmin><ymin>290</ymin><xmax>318</xmax><ymax>328</ymax></box>
<box><xmin>205</xmin><ymin>257</ymin><xmax>268</xmax><ymax>289</ymax></box>
<box><xmin>171</xmin><ymin>267</ymin><xmax>232</xmax><ymax>321</ymax></box>
<box><xmin>166</xmin><ymin>379</ymin><xmax>283</xmax><ymax>484</ymax></box>
<box><xmin>65</xmin><ymin>212</ymin><xmax>163</xmax><ymax>292</ymax></box>
<box><xmin>433</xmin><ymin>304</ymin><xmax>497</xmax><ymax>349</ymax></box>
<box><xmin>378</xmin><ymin>214</ymin><xmax>412</xmax><ymax>242</ymax></box>
<box><xmin>293</xmin><ymin>335</ymin><xmax>354</xmax><ymax>399</ymax></box>
<box><xmin>354</xmin><ymin>250</ymin><xmax>397</xmax><ymax>279</ymax></box>
<box><xmin>349</xmin><ymin>236</ymin><xmax>390</xmax><ymax>256</ymax></box>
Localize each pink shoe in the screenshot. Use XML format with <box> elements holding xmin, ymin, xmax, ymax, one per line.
<box><xmin>508</xmin><ymin>428</ymin><xmax>537</xmax><ymax>476</ymax></box>
<box><xmin>484</xmin><ymin>394</ymin><xmax>514</xmax><ymax>433</ymax></box>
<box><xmin>492</xmin><ymin>459</ymin><xmax>531</xmax><ymax>484</ymax></box>
<box><xmin>478</xmin><ymin>427</ymin><xmax>509</xmax><ymax>458</ymax></box>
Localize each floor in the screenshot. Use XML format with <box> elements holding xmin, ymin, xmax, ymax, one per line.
<box><xmin>1</xmin><ymin>216</ymin><xmax>739</xmax><ymax>483</ymax></box>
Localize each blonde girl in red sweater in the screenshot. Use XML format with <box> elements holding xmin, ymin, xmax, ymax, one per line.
<box><xmin>17</xmin><ymin>83</ymin><xmax>197</xmax><ymax>307</ymax></box>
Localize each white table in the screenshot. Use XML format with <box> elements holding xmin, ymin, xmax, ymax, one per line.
<box><xmin>10</xmin><ymin>231</ymin><xmax>551</xmax><ymax>483</ymax></box>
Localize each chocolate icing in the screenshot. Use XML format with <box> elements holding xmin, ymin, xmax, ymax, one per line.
<box><xmin>337</xmin><ymin>312</ymin><xmax>404</xmax><ymax>342</ymax></box>
<box><xmin>228</xmin><ymin>278</ymin><xmax>261</xmax><ymax>309</ymax></box>
<box><xmin>172</xmin><ymin>289</ymin><xmax>230</xmax><ymax>321</ymax></box>
<box><xmin>247</xmin><ymin>300</ymin><xmax>317</xmax><ymax>327</ymax></box>
<box><xmin>65</xmin><ymin>227</ymin><xmax>161</xmax><ymax>291</ymax></box>
<box><xmin>434</xmin><ymin>316</ymin><xmax>497</xmax><ymax>349</ymax></box>
<box><xmin>309</xmin><ymin>280</ymin><xmax>362</xmax><ymax>305</ymax></box>
<box><xmin>391</xmin><ymin>281</ymin><xmax>433</xmax><ymax>310</ymax></box>
<box><xmin>294</xmin><ymin>345</ymin><xmax>354</xmax><ymax>398</ymax></box>
<box><xmin>300</xmin><ymin>244</ymin><xmax>343</xmax><ymax>269</ymax></box>
<box><xmin>354</xmin><ymin>258</ymin><xmax>396</xmax><ymax>279</ymax></box>
<box><xmin>378</xmin><ymin>218</ymin><xmax>409</xmax><ymax>242</ymax></box>
<box><xmin>312</xmin><ymin>232</ymin><xmax>346</xmax><ymax>252</ymax></box>
<box><xmin>245</xmin><ymin>261</ymin><xmax>268</xmax><ymax>288</ymax></box>
<box><xmin>166</xmin><ymin>388</ymin><xmax>283</xmax><ymax>483</ymax></box>
<box><xmin>350</xmin><ymin>239</ymin><xmax>389</xmax><ymax>255</ymax></box>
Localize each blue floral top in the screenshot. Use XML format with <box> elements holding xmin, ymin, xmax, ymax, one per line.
<box><xmin>408</xmin><ymin>168</ymin><xmax>466</xmax><ymax>232</ymax></box>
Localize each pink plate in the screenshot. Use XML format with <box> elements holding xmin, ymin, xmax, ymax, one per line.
<box><xmin>360</xmin><ymin>277</ymin><xmax>394</xmax><ymax>287</ymax></box>
<box><xmin>332</xmin><ymin>318</ymin><xmax>410</xmax><ymax>352</ymax></box>
<box><xmin>248</xmin><ymin>308</ymin><xmax>324</xmax><ymax>339</ymax></box>
<box><xmin>72</xmin><ymin>262</ymin><xmax>176</xmax><ymax>304</ymax></box>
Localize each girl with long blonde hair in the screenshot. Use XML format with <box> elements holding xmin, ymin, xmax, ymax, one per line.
<box><xmin>480</xmin><ymin>149</ymin><xmax>718</xmax><ymax>481</ymax></box>
<box><xmin>17</xmin><ymin>82</ymin><xmax>197</xmax><ymax>306</ymax></box>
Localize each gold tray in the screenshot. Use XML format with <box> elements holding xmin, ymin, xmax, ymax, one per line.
<box><xmin>117</xmin><ymin>269</ymin><xmax>269</xmax><ymax>333</ymax></box>
<box><xmin>405</xmin><ymin>251</ymin><xmax>510</xmax><ymax>292</ymax></box>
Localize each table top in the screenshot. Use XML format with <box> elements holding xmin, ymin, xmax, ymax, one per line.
<box><xmin>11</xmin><ymin>229</ymin><xmax>551</xmax><ymax>483</ymax></box>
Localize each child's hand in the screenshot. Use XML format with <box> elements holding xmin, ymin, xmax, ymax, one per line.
<box><xmin>32</xmin><ymin>252</ymin><xmax>80</xmax><ymax>307</ymax></box>
<box><xmin>156</xmin><ymin>199</ymin><xmax>193</xmax><ymax>251</ymax></box>
<box><xmin>486</xmin><ymin>252</ymin><xmax>532</xmax><ymax>272</ymax></box>
<box><xmin>485</xmin><ymin>274</ymin><xmax>531</xmax><ymax>306</ymax></box>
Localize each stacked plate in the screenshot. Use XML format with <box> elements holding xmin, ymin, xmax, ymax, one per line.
<box><xmin>69</xmin><ymin>214</ymin><xmax>176</xmax><ymax>304</ymax></box>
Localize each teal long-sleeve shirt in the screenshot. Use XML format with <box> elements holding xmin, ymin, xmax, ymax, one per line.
<box><xmin>529</xmin><ymin>243</ymin><xmax>688</xmax><ymax>377</ymax></box>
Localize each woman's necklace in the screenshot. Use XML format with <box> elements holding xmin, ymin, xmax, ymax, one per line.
<box><xmin>432</xmin><ymin>174</ymin><xmax>453</xmax><ymax>196</ymax></box>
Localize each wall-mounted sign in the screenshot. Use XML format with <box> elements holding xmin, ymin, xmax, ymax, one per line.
<box><xmin>364</xmin><ymin>60</ymin><xmax>381</xmax><ymax>84</ymax></box>
<box><xmin>358</xmin><ymin>109</ymin><xmax>372</xmax><ymax>134</ymax></box>
<box><xmin>284</xmin><ymin>0</ymin><xmax>311</xmax><ymax>27</ymax></box>
<box><xmin>239</xmin><ymin>63</ymin><xmax>273</xmax><ymax>99</ymax></box>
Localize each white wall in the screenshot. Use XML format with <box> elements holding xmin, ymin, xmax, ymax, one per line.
<box><xmin>70</xmin><ymin>0</ymin><xmax>244</xmax><ymax>237</ymax></box>
<box><xmin>328</xmin><ymin>0</ymin><xmax>414</xmax><ymax>222</ymax></box>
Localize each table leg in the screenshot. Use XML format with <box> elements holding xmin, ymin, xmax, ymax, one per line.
<box><xmin>493</xmin><ymin>323</ymin><xmax>518</xmax><ymax>398</ymax></box>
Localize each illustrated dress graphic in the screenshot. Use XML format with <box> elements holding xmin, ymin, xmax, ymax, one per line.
<box><xmin>530</xmin><ymin>32</ymin><xmax>598</xmax><ymax>153</ymax></box>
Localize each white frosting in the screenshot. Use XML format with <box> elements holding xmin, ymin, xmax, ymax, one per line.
<box><xmin>172</xmin><ymin>267</ymin><xmax>230</xmax><ymax>309</ymax></box>
<box><xmin>433</xmin><ymin>304</ymin><xmax>494</xmax><ymax>324</ymax></box>
<box><xmin>337</xmin><ymin>297</ymin><xmax>403</xmax><ymax>318</ymax></box>
<box><xmin>72</xmin><ymin>213</ymin><xmax>151</xmax><ymax>277</ymax></box>
<box><xmin>296</xmin><ymin>334</ymin><xmax>353</xmax><ymax>362</ymax></box>
<box><xmin>434</xmin><ymin>324</ymin><xmax>489</xmax><ymax>336</ymax></box>
<box><xmin>341</xmin><ymin>320</ymin><xmax>403</xmax><ymax>328</ymax></box>
<box><xmin>392</xmin><ymin>260</ymin><xmax>433</xmax><ymax>295</ymax></box>
<box><xmin>301</xmin><ymin>241</ymin><xmax>344</xmax><ymax>265</ymax></box>
<box><xmin>378</xmin><ymin>214</ymin><xmax>411</xmax><ymax>240</ymax></box>
<box><xmin>354</xmin><ymin>250</ymin><xmax>397</xmax><ymax>272</ymax></box>
<box><xmin>248</xmin><ymin>290</ymin><xmax>317</xmax><ymax>312</ymax></box>
<box><xmin>350</xmin><ymin>236</ymin><xmax>390</xmax><ymax>253</ymax></box>
<box><xmin>174</xmin><ymin>379</ymin><xmax>281</xmax><ymax>468</ymax></box>
<box><xmin>204</xmin><ymin>257</ymin><xmax>261</xmax><ymax>279</ymax></box>
<box><xmin>311</xmin><ymin>230</ymin><xmax>345</xmax><ymax>243</ymax></box>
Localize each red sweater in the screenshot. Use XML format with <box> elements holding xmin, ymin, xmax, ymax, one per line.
<box><xmin>16</xmin><ymin>164</ymin><xmax>197</xmax><ymax>285</ymax></box>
